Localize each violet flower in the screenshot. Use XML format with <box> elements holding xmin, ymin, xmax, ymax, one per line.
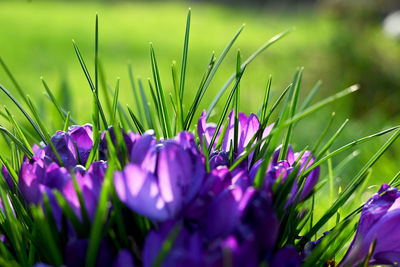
<box><xmin>18</xmin><ymin>125</ymin><xmax>108</xmax><ymax>224</ymax></box>
<box><xmin>340</xmin><ymin>184</ymin><xmax>400</xmax><ymax>266</ymax></box>
<box><xmin>114</xmin><ymin>131</ymin><xmax>205</xmax><ymax>222</ymax></box>
<box><xmin>250</xmin><ymin>145</ymin><xmax>319</xmax><ymax>202</ymax></box>
<box><xmin>64</xmin><ymin>239</ymin><xmax>135</xmax><ymax>267</ymax></box>
<box><xmin>143</xmin><ymin>222</ymin><xmax>203</xmax><ymax>267</ymax></box>
<box><xmin>45</xmin><ymin>124</ymin><xmax>93</xmax><ymax>168</ymax></box>
<box><xmin>198</xmin><ymin>109</ymin><xmax>273</xmax><ymax>166</ymax></box>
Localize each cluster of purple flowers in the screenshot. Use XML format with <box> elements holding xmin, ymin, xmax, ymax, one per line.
<box><xmin>4</xmin><ymin>109</ymin><xmax>400</xmax><ymax>266</ymax></box>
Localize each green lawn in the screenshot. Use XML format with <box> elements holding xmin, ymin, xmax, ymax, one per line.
<box><xmin>0</xmin><ymin>1</ymin><xmax>347</xmax><ymax>121</ymax></box>
<box><xmin>1</xmin><ymin>1</ymin><xmax>400</xmax><ymax>223</ymax></box>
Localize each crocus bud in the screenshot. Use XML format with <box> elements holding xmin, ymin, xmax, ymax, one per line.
<box><xmin>340</xmin><ymin>184</ymin><xmax>400</xmax><ymax>266</ymax></box>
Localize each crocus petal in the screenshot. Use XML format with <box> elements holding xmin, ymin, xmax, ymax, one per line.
<box><xmin>68</xmin><ymin>124</ymin><xmax>93</xmax><ymax>165</ymax></box>
<box><xmin>197</xmin><ymin>110</ymin><xmax>215</xmax><ymax>148</ymax></box>
<box><xmin>202</xmin><ymin>186</ymin><xmax>242</xmax><ymax>240</ymax></box>
<box><xmin>238</xmin><ymin>113</ymin><xmax>259</xmax><ymax>154</ymax></box>
<box><xmin>114</xmin><ymin>164</ymin><xmax>168</xmax><ymax>221</ymax></box>
<box><xmin>19</xmin><ymin>158</ymin><xmax>45</xmax><ymax>203</ymax></box>
<box><xmin>43</xmin><ymin>163</ymin><xmax>70</xmax><ymax>191</ymax></box>
<box><xmin>1</xmin><ymin>166</ymin><xmax>13</xmax><ymax>192</ymax></box>
<box><xmin>45</xmin><ymin>131</ymin><xmax>77</xmax><ymax>168</ymax></box>
<box><xmin>340</xmin><ymin>185</ymin><xmax>400</xmax><ymax>266</ymax></box>
<box><xmin>113</xmin><ymin>249</ymin><xmax>136</xmax><ymax>267</ymax></box>
<box><xmin>157</xmin><ymin>143</ymin><xmax>192</xmax><ymax>217</ymax></box>
<box><xmin>271</xmin><ymin>246</ymin><xmax>302</xmax><ymax>267</ymax></box>
<box><xmin>130</xmin><ymin>133</ymin><xmax>157</xmax><ymax>173</ymax></box>
<box><xmin>143</xmin><ymin>225</ymin><xmax>203</xmax><ymax>267</ymax></box>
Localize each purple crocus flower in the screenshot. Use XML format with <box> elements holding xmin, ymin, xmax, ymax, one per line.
<box><xmin>340</xmin><ymin>184</ymin><xmax>400</xmax><ymax>266</ymax></box>
<box><xmin>271</xmin><ymin>246</ymin><xmax>302</xmax><ymax>267</ymax></box>
<box><xmin>99</xmin><ymin>126</ymin><xmax>140</xmax><ymax>161</ymax></box>
<box><xmin>143</xmin><ymin>222</ymin><xmax>203</xmax><ymax>267</ymax></box>
<box><xmin>198</xmin><ymin>110</ymin><xmax>273</xmax><ymax>163</ymax></box>
<box><xmin>1</xmin><ymin>166</ymin><xmax>13</xmax><ymax>192</ymax></box>
<box><xmin>250</xmin><ymin>145</ymin><xmax>319</xmax><ymax>202</ymax></box>
<box><xmin>185</xmin><ymin>167</ymin><xmax>251</xmax><ymax>221</ymax></box>
<box><xmin>236</xmin><ymin>188</ymin><xmax>279</xmax><ymax>253</ymax></box>
<box><xmin>64</xmin><ymin>238</ymin><xmax>134</xmax><ymax>267</ymax></box>
<box><xmin>45</xmin><ymin>124</ymin><xmax>93</xmax><ymax>168</ymax></box>
<box><xmin>114</xmin><ymin>131</ymin><xmax>205</xmax><ymax>222</ymax></box>
<box><xmin>18</xmin><ymin>125</ymin><xmax>108</xmax><ymax>225</ymax></box>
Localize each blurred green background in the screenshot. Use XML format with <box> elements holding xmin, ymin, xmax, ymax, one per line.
<box><xmin>0</xmin><ymin>0</ymin><xmax>400</xmax><ymax>213</ymax></box>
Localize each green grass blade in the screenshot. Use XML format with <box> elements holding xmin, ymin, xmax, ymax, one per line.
<box><xmin>206</xmin><ymin>28</ymin><xmax>291</xmax><ymax>118</ymax></box>
<box><xmin>233</xmin><ymin>50</ymin><xmax>241</xmax><ymax>154</ymax></box>
<box><xmin>138</xmin><ymin>78</ymin><xmax>153</xmax><ymax>129</ymax></box>
<box><xmin>208</xmin><ymin>66</ymin><xmax>246</xmax><ymax>153</ymax></box>
<box><xmin>282</xmin><ymin>85</ymin><xmax>359</xmax><ymax>128</ymax></box>
<box><xmin>316</xmin><ymin>119</ymin><xmax>349</xmax><ymax>160</ymax></box>
<box><xmin>128</xmin><ymin>64</ymin><xmax>144</xmax><ymax>123</ymax></box>
<box><xmin>300</xmin><ymin>80</ymin><xmax>322</xmax><ymax>111</ymax></box>
<box><xmin>127</xmin><ymin>106</ymin><xmax>145</xmax><ymax>135</ymax></box>
<box><xmin>3</xmin><ymin>107</ymin><xmax>33</xmax><ymax>155</ymax></box>
<box><xmin>110</xmin><ymin>78</ymin><xmax>120</xmax><ymax>125</ymax></box>
<box><xmin>98</xmin><ymin>61</ymin><xmax>113</xmax><ymax>117</ymax></box>
<box><xmin>312</xmin><ymin>112</ymin><xmax>335</xmax><ymax>153</ymax></box>
<box><xmin>150</xmin><ymin>44</ymin><xmax>172</xmax><ymax>138</ymax></box>
<box><xmin>41</xmin><ymin>77</ymin><xmax>67</xmax><ymax>122</ymax></box>
<box><xmin>202</xmin><ymin>134</ymin><xmax>210</xmax><ymax>173</ymax></box>
<box><xmin>279</xmin><ymin>67</ymin><xmax>303</xmax><ymax>160</ymax></box>
<box><xmin>26</xmin><ymin>96</ymin><xmax>64</xmax><ymax>166</ymax></box>
<box><xmin>184</xmin><ymin>53</ymin><xmax>215</xmax><ymax>130</ymax></box>
<box><xmin>304</xmin><ymin>125</ymin><xmax>400</xmax><ymax>177</ymax></box>
<box><xmin>85</xmin><ymin>135</ymin><xmax>115</xmax><ymax>267</ymax></box>
<box><xmin>72</xmin><ymin>40</ymin><xmax>108</xmax><ymax>129</ymax></box>
<box><xmin>0</xmin><ymin>125</ymin><xmax>33</xmax><ymax>159</ymax></box>
<box><xmin>260</xmin><ymin>75</ymin><xmax>272</xmax><ymax>122</ymax></box>
<box><xmin>179</xmin><ymin>8</ymin><xmax>191</xmax><ymax>104</ymax></box>
<box><xmin>0</xmin><ymin>83</ymin><xmax>46</xmax><ymax>143</ymax></box>
<box><xmin>0</xmin><ymin>57</ymin><xmax>29</xmax><ymax>106</ymax></box>
<box><xmin>63</xmin><ymin>111</ymin><xmax>71</xmax><ymax>132</ymax></box>
<box><xmin>95</xmin><ymin>13</ymin><xmax>99</xmax><ymax>96</ymax></box>
<box><xmin>305</xmin><ymin>127</ymin><xmax>400</xmax><ymax>240</ymax></box>
<box><xmin>171</xmin><ymin>61</ymin><xmax>183</xmax><ymax>131</ymax></box>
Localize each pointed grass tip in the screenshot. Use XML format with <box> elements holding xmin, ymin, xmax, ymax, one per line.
<box><xmin>349</xmin><ymin>84</ymin><xmax>360</xmax><ymax>92</ymax></box>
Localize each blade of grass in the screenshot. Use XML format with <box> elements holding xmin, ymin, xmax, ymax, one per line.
<box><xmin>72</xmin><ymin>40</ymin><xmax>108</xmax><ymax>129</ymax></box>
<box><xmin>178</xmin><ymin>8</ymin><xmax>191</xmax><ymax>110</ymax></box>
<box><xmin>305</xmin><ymin>127</ymin><xmax>400</xmax><ymax>240</ymax></box>
<box><xmin>312</xmin><ymin>112</ymin><xmax>335</xmax><ymax>154</ymax></box>
<box><xmin>127</xmin><ymin>106</ymin><xmax>145</xmax><ymax>135</ymax></box>
<box><xmin>0</xmin><ymin>125</ymin><xmax>33</xmax><ymax>159</ymax></box>
<box><xmin>206</xmin><ymin>28</ymin><xmax>292</xmax><ymax>118</ymax></box>
<box><xmin>41</xmin><ymin>77</ymin><xmax>67</xmax><ymax>122</ymax></box>
<box><xmin>0</xmin><ymin>83</ymin><xmax>46</xmax><ymax>143</ymax></box>
<box><xmin>233</xmin><ymin>50</ymin><xmax>241</xmax><ymax>154</ymax></box>
<box><xmin>184</xmin><ymin>53</ymin><xmax>215</xmax><ymax>130</ymax></box>
<box><xmin>300</xmin><ymin>80</ymin><xmax>322</xmax><ymax>111</ymax></box>
<box><xmin>0</xmin><ymin>57</ymin><xmax>29</xmax><ymax>105</ymax></box>
<box><xmin>282</xmin><ymin>85</ymin><xmax>359</xmax><ymax>128</ymax></box>
<box><xmin>128</xmin><ymin>64</ymin><xmax>144</xmax><ymax>123</ymax></box>
<box><xmin>279</xmin><ymin>67</ymin><xmax>303</xmax><ymax>160</ymax></box>
<box><xmin>316</xmin><ymin>119</ymin><xmax>349</xmax><ymax>160</ymax></box>
<box><xmin>85</xmin><ymin>133</ymin><xmax>116</xmax><ymax>267</ymax></box>
<box><xmin>137</xmin><ymin>78</ymin><xmax>153</xmax><ymax>130</ymax></box>
<box><xmin>110</xmin><ymin>78</ymin><xmax>120</xmax><ymax>125</ymax></box>
<box><xmin>26</xmin><ymin>96</ymin><xmax>64</xmax><ymax>166</ymax></box>
<box><xmin>3</xmin><ymin>107</ymin><xmax>33</xmax><ymax>155</ymax></box>
<box><xmin>304</xmin><ymin>125</ymin><xmax>400</xmax><ymax>177</ymax></box>
<box><xmin>207</xmin><ymin>66</ymin><xmax>246</xmax><ymax>153</ymax></box>
<box><xmin>150</xmin><ymin>44</ymin><xmax>172</xmax><ymax>138</ymax></box>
